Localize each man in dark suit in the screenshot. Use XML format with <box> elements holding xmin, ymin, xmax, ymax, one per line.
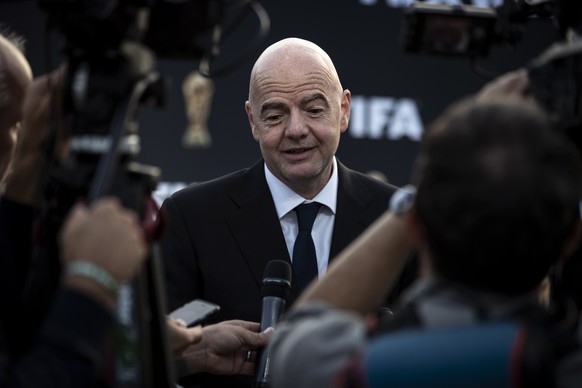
<box><xmin>160</xmin><ymin>37</ymin><xmax>413</xmax><ymax>388</ymax></box>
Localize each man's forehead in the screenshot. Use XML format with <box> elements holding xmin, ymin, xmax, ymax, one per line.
<box><xmin>251</xmin><ymin>66</ymin><xmax>337</xmax><ymax>102</ymax></box>
<box><xmin>248</xmin><ymin>40</ymin><xmax>341</xmax><ymax>106</ymax></box>
<box><xmin>251</xmin><ymin>42</ymin><xmax>334</xmax><ymax>86</ymax></box>
<box><xmin>259</xmin><ymin>91</ymin><xmax>329</xmax><ymax>110</ymax></box>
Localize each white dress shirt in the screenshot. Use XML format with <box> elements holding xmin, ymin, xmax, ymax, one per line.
<box><xmin>264</xmin><ymin>157</ymin><xmax>338</xmax><ymax>278</ymax></box>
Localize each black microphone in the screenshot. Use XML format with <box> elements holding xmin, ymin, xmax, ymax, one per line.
<box><xmin>253</xmin><ymin>260</ymin><xmax>292</xmax><ymax>388</ymax></box>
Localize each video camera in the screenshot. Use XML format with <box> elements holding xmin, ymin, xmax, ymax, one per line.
<box><xmin>37</xmin><ymin>0</ymin><xmax>268</xmax><ymax>173</ymax></box>
<box><xmin>401</xmin><ymin>0</ymin><xmax>582</xmax><ymax>134</ymax></box>
<box><xmin>38</xmin><ymin>0</ymin><xmax>226</xmax><ymax>59</ymax></box>
<box><xmin>37</xmin><ymin>0</ymin><xmax>226</xmax><ymax>159</ymax></box>
<box><xmin>33</xmin><ymin>2</ymin><xmax>268</xmax><ymax>387</ymax></box>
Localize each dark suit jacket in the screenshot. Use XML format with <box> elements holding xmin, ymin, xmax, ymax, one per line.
<box><xmin>160</xmin><ymin>159</ymin><xmax>410</xmax><ymax>388</ymax></box>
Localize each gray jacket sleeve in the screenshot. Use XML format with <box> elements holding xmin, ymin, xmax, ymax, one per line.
<box><xmin>269</xmin><ymin>302</ymin><xmax>367</xmax><ymax>388</ymax></box>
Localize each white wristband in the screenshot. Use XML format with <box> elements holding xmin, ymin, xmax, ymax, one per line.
<box><xmin>66</xmin><ymin>260</ymin><xmax>120</xmax><ymax>296</ymax></box>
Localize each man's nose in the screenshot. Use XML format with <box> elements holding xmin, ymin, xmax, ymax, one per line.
<box><xmin>285</xmin><ymin>109</ymin><xmax>308</xmax><ymax>138</ymax></box>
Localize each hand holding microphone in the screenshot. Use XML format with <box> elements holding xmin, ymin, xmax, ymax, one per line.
<box><xmin>179</xmin><ymin>320</ymin><xmax>272</xmax><ymax>376</ymax></box>
<box><xmin>253</xmin><ymin>260</ymin><xmax>292</xmax><ymax>388</ymax></box>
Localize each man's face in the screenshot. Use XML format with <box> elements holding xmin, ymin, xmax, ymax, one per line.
<box><xmin>245</xmin><ymin>49</ymin><xmax>350</xmax><ymax>197</ymax></box>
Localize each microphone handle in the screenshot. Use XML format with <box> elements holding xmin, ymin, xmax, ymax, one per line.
<box><xmin>259</xmin><ymin>296</ymin><xmax>286</xmax><ymax>330</ymax></box>
<box><xmin>254</xmin><ymin>296</ymin><xmax>286</xmax><ymax>387</ymax></box>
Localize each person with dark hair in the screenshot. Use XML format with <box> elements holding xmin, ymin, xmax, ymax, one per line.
<box><xmin>269</xmin><ymin>78</ymin><xmax>582</xmax><ymax>387</ymax></box>
<box><xmin>412</xmin><ymin>97</ymin><xmax>579</xmax><ymax>297</ymax></box>
<box><xmin>160</xmin><ymin>37</ymin><xmax>416</xmax><ymax>388</ymax></box>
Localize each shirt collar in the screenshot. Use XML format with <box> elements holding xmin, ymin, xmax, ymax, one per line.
<box><xmin>265</xmin><ymin>157</ymin><xmax>338</xmax><ymax>219</ymax></box>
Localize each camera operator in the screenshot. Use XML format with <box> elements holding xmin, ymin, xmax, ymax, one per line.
<box><xmin>269</xmin><ymin>72</ymin><xmax>582</xmax><ymax>388</ymax></box>
<box><xmin>0</xmin><ymin>29</ymin><xmax>150</xmax><ymax>386</ymax></box>
<box><xmin>0</xmin><ymin>27</ymin><xmax>271</xmax><ymax>386</ymax></box>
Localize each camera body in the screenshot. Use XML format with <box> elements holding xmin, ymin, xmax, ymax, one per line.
<box><xmin>38</xmin><ymin>0</ymin><xmax>223</xmax><ymax>59</ymax></box>
<box><xmin>402</xmin><ymin>3</ymin><xmax>498</xmax><ymax>58</ymax></box>
<box><xmin>402</xmin><ymin>0</ymin><xmax>582</xmax><ymax>132</ymax></box>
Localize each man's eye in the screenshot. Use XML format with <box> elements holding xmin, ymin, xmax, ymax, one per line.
<box><xmin>307</xmin><ymin>108</ymin><xmax>324</xmax><ymax>115</ymax></box>
<box><xmin>265</xmin><ymin>114</ymin><xmax>282</xmax><ymax>122</ymax></box>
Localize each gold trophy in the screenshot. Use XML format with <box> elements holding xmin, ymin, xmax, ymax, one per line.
<box><xmin>182</xmin><ymin>70</ymin><xmax>214</xmax><ymax>148</ymax></box>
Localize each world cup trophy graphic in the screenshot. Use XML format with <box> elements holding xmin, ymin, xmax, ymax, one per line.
<box><xmin>182</xmin><ymin>70</ymin><xmax>214</xmax><ymax>148</ymax></box>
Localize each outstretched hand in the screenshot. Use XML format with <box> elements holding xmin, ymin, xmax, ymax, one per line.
<box><xmin>476</xmin><ymin>68</ymin><xmax>530</xmax><ymax>102</ymax></box>
<box><xmin>60</xmin><ymin>197</ymin><xmax>147</xmax><ymax>309</ymax></box>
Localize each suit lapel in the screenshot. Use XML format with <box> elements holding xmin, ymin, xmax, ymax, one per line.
<box><xmin>223</xmin><ymin>160</ymin><xmax>386</xmax><ymax>286</ymax></box>
<box><xmin>330</xmin><ymin>162</ymin><xmax>377</xmax><ymax>261</ymax></box>
<box><xmin>226</xmin><ymin>161</ymin><xmax>291</xmax><ymax>288</ymax></box>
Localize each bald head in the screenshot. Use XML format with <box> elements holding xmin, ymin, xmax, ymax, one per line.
<box><xmin>0</xmin><ymin>32</ymin><xmax>32</xmax><ymax>180</ymax></box>
<box><xmin>0</xmin><ymin>34</ymin><xmax>32</xmax><ymax>122</ymax></box>
<box><xmin>248</xmin><ymin>38</ymin><xmax>342</xmax><ymax>104</ymax></box>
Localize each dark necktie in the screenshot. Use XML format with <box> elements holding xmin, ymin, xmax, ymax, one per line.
<box><xmin>291</xmin><ymin>202</ymin><xmax>322</xmax><ymax>299</ymax></box>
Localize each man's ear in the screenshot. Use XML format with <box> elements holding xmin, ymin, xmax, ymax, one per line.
<box><xmin>245</xmin><ymin>101</ymin><xmax>259</xmax><ymax>141</ymax></box>
<box><xmin>339</xmin><ymin>89</ymin><xmax>351</xmax><ymax>133</ymax></box>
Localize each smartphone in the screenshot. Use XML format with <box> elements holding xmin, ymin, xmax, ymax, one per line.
<box><xmin>169</xmin><ymin>299</ymin><xmax>220</xmax><ymax>327</ymax></box>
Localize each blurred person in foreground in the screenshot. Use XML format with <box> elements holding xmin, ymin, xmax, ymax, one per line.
<box><xmin>0</xmin><ymin>28</ymin><xmax>268</xmax><ymax>386</ymax></box>
<box><xmin>269</xmin><ymin>70</ymin><xmax>582</xmax><ymax>388</ymax></box>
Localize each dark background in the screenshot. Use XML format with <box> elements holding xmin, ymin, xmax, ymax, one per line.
<box><xmin>0</xmin><ymin>0</ymin><xmax>560</xmax><ymax>200</ymax></box>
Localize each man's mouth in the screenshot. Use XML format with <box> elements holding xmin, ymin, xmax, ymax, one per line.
<box><xmin>286</xmin><ymin>147</ymin><xmax>311</xmax><ymax>154</ymax></box>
